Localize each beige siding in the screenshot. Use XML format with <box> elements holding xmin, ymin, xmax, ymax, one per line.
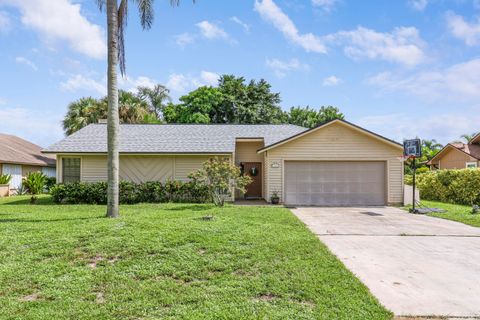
<box><xmin>265</xmin><ymin>121</ymin><xmax>403</xmax><ymax>205</ymax></box>
<box><xmin>234</xmin><ymin>141</ymin><xmax>264</xmax><ymax>164</ymax></box>
<box><xmin>120</xmin><ymin>155</ymin><xmax>174</xmax><ymax>183</ymax></box>
<box><xmin>57</xmin><ymin>154</ymin><xmax>230</xmax><ymax>184</ymax></box>
<box><xmin>174</xmin><ymin>155</ymin><xmax>211</xmax><ymax>181</ymax></box>
<box><xmin>432</xmin><ymin>147</ymin><xmax>477</xmax><ymax>169</ymax></box>
<box><xmin>82</xmin><ymin>156</ymin><xmax>108</xmax><ymax>182</ymax></box>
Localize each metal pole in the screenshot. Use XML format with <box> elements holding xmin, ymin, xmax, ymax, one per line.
<box><xmin>412</xmin><ymin>156</ymin><xmax>416</xmax><ymax>213</ymax></box>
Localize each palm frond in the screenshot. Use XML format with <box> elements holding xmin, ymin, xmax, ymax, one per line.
<box><xmin>96</xmin><ymin>0</ymin><xmax>106</xmax><ymax>11</ymax></box>
<box><xmin>117</xmin><ymin>0</ymin><xmax>128</xmax><ymax>76</ymax></box>
<box><xmin>136</xmin><ymin>0</ymin><xmax>154</xmax><ymax>29</ymax></box>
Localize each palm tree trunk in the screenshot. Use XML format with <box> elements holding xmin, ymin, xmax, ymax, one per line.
<box><xmin>106</xmin><ymin>0</ymin><xmax>120</xmax><ymax>218</ymax></box>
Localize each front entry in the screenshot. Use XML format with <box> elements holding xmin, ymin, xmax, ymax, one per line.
<box><xmin>242</xmin><ymin>162</ymin><xmax>262</xmax><ymax>199</ymax></box>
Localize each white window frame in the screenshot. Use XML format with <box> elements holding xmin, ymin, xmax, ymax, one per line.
<box><xmin>466</xmin><ymin>162</ymin><xmax>478</xmax><ymax>169</ymax></box>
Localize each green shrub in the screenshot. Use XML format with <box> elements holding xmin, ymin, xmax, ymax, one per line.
<box><xmin>22</xmin><ymin>172</ymin><xmax>47</xmax><ymax>204</ymax></box>
<box><xmin>50</xmin><ymin>180</ymin><xmax>210</xmax><ymax>205</ymax></box>
<box><xmin>45</xmin><ymin>177</ymin><xmax>56</xmax><ymax>192</ymax></box>
<box><xmin>0</xmin><ymin>174</ymin><xmax>12</xmax><ymax>185</ymax></box>
<box><xmin>416</xmin><ymin>169</ymin><xmax>480</xmax><ymax>205</ymax></box>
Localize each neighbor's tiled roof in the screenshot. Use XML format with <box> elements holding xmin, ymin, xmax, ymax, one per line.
<box><xmin>0</xmin><ymin>134</ymin><xmax>56</xmax><ymax>166</ymax></box>
<box><xmin>458</xmin><ymin>143</ymin><xmax>480</xmax><ymax>160</ymax></box>
<box><xmin>428</xmin><ymin>142</ymin><xmax>480</xmax><ymax>165</ymax></box>
<box><xmin>43</xmin><ymin>124</ymin><xmax>307</xmax><ymax>154</ymax></box>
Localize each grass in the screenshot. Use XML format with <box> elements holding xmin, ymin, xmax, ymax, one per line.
<box><xmin>415</xmin><ymin>200</ymin><xmax>480</xmax><ymax>228</ymax></box>
<box><xmin>0</xmin><ymin>195</ymin><xmax>391</xmax><ymax>320</ymax></box>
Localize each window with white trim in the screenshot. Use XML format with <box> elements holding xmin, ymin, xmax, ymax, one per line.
<box><xmin>62</xmin><ymin>158</ymin><xmax>81</xmax><ymax>183</ymax></box>
<box><xmin>466</xmin><ymin>162</ymin><xmax>478</xmax><ymax>169</ymax></box>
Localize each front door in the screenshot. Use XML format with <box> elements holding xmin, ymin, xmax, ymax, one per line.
<box><xmin>242</xmin><ymin>162</ymin><xmax>262</xmax><ymax>199</ymax></box>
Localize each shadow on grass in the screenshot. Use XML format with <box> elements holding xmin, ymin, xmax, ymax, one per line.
<box><xmin>0</xmin><ymin>197</ymin><xmax>55</xmax><ymax>206</ymax></box>
<box><xmin>163</xmin><ymin>204</ymin><xmax>215</xmax><ymax>211</ymax></box>
<box><xmin>0</xmin><ymin>216</ymin><xmax>105</xmax><ymax>223</ymax></box>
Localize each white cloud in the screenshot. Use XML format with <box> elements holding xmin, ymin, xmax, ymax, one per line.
<box><xmin>0</xmin><ymin>106</ymin><xmax>64</xmax><ymax>147</ymax></box>
<box><xmin>265</xmin><ymin>58</ymin><xmax>309</xmax><ymax>78</ymax></box>
<box><xmin>446</xmin><ymin>12</ymin><xmax>480</xmax><ymax>46</ymax></box>
<box><xmin>119</xmin><ymin>75</ymin><xmax>156</xmax><ymax>92</ymax></box>
<box><xmin>254</xmin><ymin>0</ymin><xmax>327</xmax><ymax>53</ymax></box>
<box><xmin>330</xmin><ymin>26</ymin><xmax>425</xmax><ymax>67</ymax></box>
<box><xmin>174</xmin><ymin>32</ymin><xmax>195</xmax><ymax>47</ymax></box>
<box><xmin>2</xmin><ymin>0</ymin><xmax>106</xmax><ymax>59</ymax></box>
<box><xmin>312</xmin><ymin>0</ymin><xmax>339</xmax><ymax>13</ymax></box>
<box><xmin>357</xmin><ymin>112</ymin><xmax>480</xmax><ymax>145</ymax></box>
<box><xmin>196</xmin><ymin>20</ymin><xmax>229</xmax><ymax>40</ymax></box>
<box><xmin>366</xmin><ymin>58</ymin><xmax>480</xmax><ymax>103</ymax></box>
<box><xmin>254</xmin><ymin>0</ymin><xmax>425</xmax><ymax>66</ymax></box>
<box><xmin>322</xmin><ymin>75</ymin><xmax>342</xmax><ymax>86</ymax></box>
<box><xmin>15</xmin><ymin>56</ymin><xmax>38</xmax><ymax>71</ymax></box>
<box><xmin>408</xmin><ymin>0</ymin><xmax>428</xmax><ymax>11</ymax></box>
<box><xmin>0</xmin><ymin>10</ymin><xmax>11</xmax><ymax>32</ymax></box>
<box><xmin>60</xmin><ymin>74</ymin><xmax>106</xmax><ymax>96</ymax></box>
<box><xmin>230</xmin><ymin>16</ymin><xmax>250</xmax><ymax>33</ymax></box>
<box><xmin>166</xmin><ymin>71</ymin><xmax>220</xmax><ymax>94</ymax></box>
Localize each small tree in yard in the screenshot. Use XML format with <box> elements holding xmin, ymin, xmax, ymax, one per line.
<box><xmin>189</xmin><ymin>158</ymin><xmax>252</xmax><ymax>207</ymax></box>
<box><xmin>22</xmin><ymin>172</ymin><xmax>46</xmax><ymax>204</ymax></box>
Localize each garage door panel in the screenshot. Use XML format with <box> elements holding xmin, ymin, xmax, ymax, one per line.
<box><xmin>285</xmin><ymin>161</ymin><xmax>386</xmax><ymax>206</ymax></box>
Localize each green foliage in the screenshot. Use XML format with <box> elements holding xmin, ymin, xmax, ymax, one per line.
<box><xmin>287</xmin><ymin>106</ymin><xmax>344</xmax><ymax>128</ymax></box>
<box><xmin>63</xmin><ymin>88</ymin><xmax>167</xmax><ymax>135</ymax></box>
<box><xmin>163</xmin><ymin>86</ymin><xmax>224</xmax><ymax>124</ymax></box>
<box><xmin>0</xmin><ymin>174</ymin><xmax>12</xmax><ymax>185</ymax></box>
<box><xmin>50</xmin><ymin>180</ymin><xmax>210</xmax><ymax>205</ymax></box>
<box><xmin>22</xmin><ymin>172</ymin><xmax>47</xmax><ymax>204</ymax></box>
<box><xmin>44</xmin><ymin>177</ymin><xmax>57</xmax><ymax>192</ymax></box>
<box><xmin>189</xmin><ymin>158</ymin><xmax>252</xmax><ymax>207</ymax></box>
<box><xmin>416</xmin><ymin>169</ymin><xmax>480</xmax><ymax>205</ymax></box>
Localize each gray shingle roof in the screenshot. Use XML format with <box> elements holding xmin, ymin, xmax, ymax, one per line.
<box><xmin>43</xmin><ymin>124</ymin><xmax>307</xmax><ymax>154</ymax></box>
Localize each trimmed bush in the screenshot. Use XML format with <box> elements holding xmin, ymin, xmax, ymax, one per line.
<box><xmin>416</xmin><ymin>169</ymin><xmax>480</xmax><ymax>205</ymax></box>
<box><xmin>50</xmin><ymin>180</ymin><xmax>210</xmax><ymax>205</ymax></box>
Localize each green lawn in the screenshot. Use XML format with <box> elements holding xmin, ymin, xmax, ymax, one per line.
<box><xmin>0</xmin><ymin>196</ymin><xmax>390</xmax><ymax>320</ymax></box>
<box><xmin>417</xmin><ymin>200</ymin><xmax>480</xmax><ymax>228</ymax></box>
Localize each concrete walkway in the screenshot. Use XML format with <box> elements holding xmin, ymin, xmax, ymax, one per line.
<box><xmin>291</xmin><ymin>207</ymin><xmax>480</xmax><ymax>318</ymax></box>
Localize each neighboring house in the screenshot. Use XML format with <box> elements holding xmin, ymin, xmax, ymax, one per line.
<box><xmin>427</xmin><ymin>133</ymin><xmax>480</xmax><ymax>170</ymax></box>
<box><xmin>0</xmin><ymin>134</ymin><xmax>56</xmax><ymax>192</ymax></box>
<box><xmin>43</xmin><ymin>119</ymin><xmax>404</xmax><ymax>206</ymax></box>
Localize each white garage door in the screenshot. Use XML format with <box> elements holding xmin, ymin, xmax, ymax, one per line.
<box><xmin>284</xmin><ymin>161</ymin><xmax>386</xmax><ymax>206</ymax></box>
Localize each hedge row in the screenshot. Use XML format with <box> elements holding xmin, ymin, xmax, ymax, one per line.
<box><xmin>414</xmin><ymin>169</ymin><xmax>480</xmax><ymax>205</ymax></box>
<box><xmin>50</xmin><ymin>180</ymin><xmax>211</xmax><ymax>204</ymax></box>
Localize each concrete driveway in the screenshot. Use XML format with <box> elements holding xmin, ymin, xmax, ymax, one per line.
<box><xmin>291</xmin><ymin>207</ymin><xmax>480</xmax><ymax>318</ymax></box>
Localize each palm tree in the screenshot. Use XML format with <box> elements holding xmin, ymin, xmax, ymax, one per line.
<box><xmin>137</xmin><ymin>84</ymin><xmax>171</xmax><ymax>119</ymax></box>
<box><xmin>421</xmin><ymin>139</ymin><xmax>443</xmax><ymax>160</ymax></box>
<box><xmin>99</xmin><ymin>0</ymin><xmax>189</xmax><ymax>218</ymax></box>
<box><xmin>63</xmin><ymin>97</ymin><xmax>105</xmax><ymax>135</ymax></box>
<box><xmin>460</xmin><ymin>133</ymin><xmax>478</xmax><ymax>143</ymax></box>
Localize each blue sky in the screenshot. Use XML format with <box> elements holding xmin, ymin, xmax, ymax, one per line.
<box><xmin>0</xmin><ymin>0</ymin><xmax>479</xmax><ymax>147</ymax></box>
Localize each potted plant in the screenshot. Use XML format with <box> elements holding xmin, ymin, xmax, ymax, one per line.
<box><xmin>270</xmin><ymin>190</ymin><xmax>280</xmax><ymax>205</ymax></box>
<box><xmin>0</xmin><ymin>174</ymin><xmax>12</xmax><ymax>197</ymax></box>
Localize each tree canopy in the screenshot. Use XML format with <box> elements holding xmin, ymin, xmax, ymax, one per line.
<box><xmin>63</xmin><ymin>75</ymin><xmax>345</xmax><ymax>135</ymax></box>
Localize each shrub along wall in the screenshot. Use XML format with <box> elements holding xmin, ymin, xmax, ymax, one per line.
<box><xmin>414</xmin><ymin>169</ymin><xmax>480</xmax><ymax>205</ymax></box>
<box><xmin>50</xmin><ymin>180</ymin><xmax>211</xmax><ymax>204</ymax></box>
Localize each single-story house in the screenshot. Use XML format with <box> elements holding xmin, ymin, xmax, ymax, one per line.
<box><xmin>427</xmin><ymin>133</ymin><xmax>480</xmax><ymax>169</ymax></box>
<box><xmin>0</xmin><ymin>134</ymin><xmax>56</xmax><ymax>192</ymax></box>
<box><xmin>43</xmin><ymin>119</ymin><xmax>404</xmax><ymax>206</ymax></box>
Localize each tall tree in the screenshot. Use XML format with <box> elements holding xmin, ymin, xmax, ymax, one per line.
<box><xmin>99</xmin><ymin>0</ymin><xmax>188</xmax><ymax>218</ymax></box>
<box><xmin>421</xmin><ymin>139</ymin><xmax>443</xmax><ymax>160</ymax></box>
<box><xmin>63</xmin><ymin>97</ymin><xmax>105</xmax><ymax>135</ymax></box>
<box><xmin>137</xmin><ymin>84</ymin><xmax>171</xmax><ymax>119</ymax></box>
<box><xmin>63</xmin><ymin>90</ymin><xmax>158</xmax><ymax>135</ymax></box>
<box><xmin>287</xmin><ymin>105</ymin><xmax>344</xmax><ymax>128</ymax></box>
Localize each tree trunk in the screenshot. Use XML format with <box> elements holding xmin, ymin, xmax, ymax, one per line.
<box><xmin>106</xmin><ymin>0</ymin><xmax>120</xmax><ymax>218</ymax></box>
